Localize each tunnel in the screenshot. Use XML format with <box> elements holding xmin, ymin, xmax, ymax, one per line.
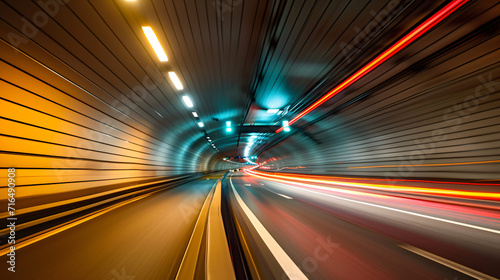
<box><xmin>1</xmin><ymin>0</ymin><xmax>499</xmax><ymax>279</ymax></box>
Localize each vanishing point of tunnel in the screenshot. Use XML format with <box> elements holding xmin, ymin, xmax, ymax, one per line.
<box><xmin>1</xmin><ymin>0</ymin><xmax>499</xmax><ymax>279</ymax></box>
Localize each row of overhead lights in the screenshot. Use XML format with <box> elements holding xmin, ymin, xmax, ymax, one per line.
<box><xmin>141</xmin><ymin>26</ymin><xmax>184</xmax><ymax>91</ymax></box>
<box><xmin>130</xmin><ymin>0</ymin><xmax>218</xmax><ymax>152</ymax></box>
<box><xmin>183</xmin><ymin>96</ymin><xmax>217</xmax><ymax>151</ymax></box>
<box><xmin>206</xmin><ymin>136</ymin><xmax>219</xmax><ymax>152</ymax></box>
<box><xmin>244</xmin><ymin>135</ymin><xmax>258</xmax><ymax>160</ymax></box>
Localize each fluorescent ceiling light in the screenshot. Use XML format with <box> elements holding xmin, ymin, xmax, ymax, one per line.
<box><xmin>226</xmin><ymin>127</ymin><xmax>232</xmax><ymax>132</ymax></box>
<box><xmin>267</xmin><ymin>109</ymin><xmax>279</xmax><ymax>114</ymax></box>
<box><xmin>168</xmin><ymin>72</ymin><xmax>183</xmax><ymax>90</ymax></box>
<box><xmin>141</xmin><ymin>26</ymin><xmax>168</xmax><ymax>62</ymax></box>
<box><xmin>283</xmin><ymin>120</ymin><xmax>290</xmax><ymax>131</ymax></box>
<box><xmin>226</xmin><ymin>121</ymin><xmax>231</xmax><ymax>127</ymax></box>
<box><xmin>182</xmin><ymin>96</ymin><xmax>193</xmax><ymax>108</ymax></box>
<box><xmin>192</xmin><ymin>112</ymin><xmax>198</xmax><ymax>117</ymax></box>
<box><xmin>198</xmin><ymin>122</ymin><xmax>204</xmax><ymax>127</ymax></box>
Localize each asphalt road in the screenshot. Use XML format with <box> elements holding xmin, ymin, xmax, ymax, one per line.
<box><xmin>2</xmin><ymin>172</ymin><xmax>498</xmax><ymax>279</ymax></box>
<box><xmin>0</xmin><ymin>177</ymin><xmax>215</xmax><ymax>280</ymax></box>
<box><xmin>229</xmin><ymin>171</ymin><xmax>500</xmax><ymax>279</ymax></box>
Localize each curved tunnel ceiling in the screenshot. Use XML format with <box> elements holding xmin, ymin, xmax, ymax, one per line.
<box><xmin>1</xmin><ymin>0</ymin><xmax>499</xmax><ymax>194</ymax></box>
<box><xmin>2</xmin><ymin>1</ymin><xmax>500</xmax><ymax>279</ymax></box>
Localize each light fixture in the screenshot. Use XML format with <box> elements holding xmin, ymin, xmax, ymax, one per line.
<box><xmin>182</xmin><ymin>96</ymin><xmax>193</xmax><ymax>108</ymax></box>
<box><xmin>168</xmin><ymin>72</ymin><xmax>184</xmax><ymax>90</ymax></box>
<box><xmin>283</xmin><ymin>120</ymin><xmax>290</xmax><ymax>132</ymax></box>
<box><xmin>226</xmin><ymin>127</ymin><xmax>232</xmax><ymax>132</ymax></box>
<box><xmin>141</xmin><ymin>27</ymin><xmax>168</xmax><ymax>62</ymax></box>
<box><xmin>198</xmin><ymin>122</ymin><xmax>204</xmax><ymax>127</ymax></box>
<box><xmin>226</xmin><ymin>121</ymin><xmax>231</xmax><ymax>127</ymax></box>
<box><xmin>192</xmin><ymin>112</ymin><xmax>198</xmax><ymax>117</ymax></box>
<box><xmin>267</xmin><ymin>109</ymin><xmax>279</xmax><ymax>114</ymax></box>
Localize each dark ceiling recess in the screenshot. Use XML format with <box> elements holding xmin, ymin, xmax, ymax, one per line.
<box><xmin>237</xmin><ymin>125</ymin><xmax>281</xmax><ymax>134</ymax></box>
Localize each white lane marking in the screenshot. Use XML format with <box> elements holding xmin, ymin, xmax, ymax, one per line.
<box><xmin>262</xmin><ymin>187</ymin><xmax>293</xmax><ymax>199</ymax></box>
<box><xmin>400</xmin><ymin>244</ymin><xmax>498</xmax><ymax>280</ymax></box>
<box><xmin>244</xmin><ymin>184</ymin><xmax>252</xmax><ymax>187</ymax></box>
<box><xmin>282</xmin><ymin>183</ymin><xmax>500</xmax><ymax>235</ymax></box>
<box><xmin>229</xmin><ymin>177</ymin><xmax>307</xmax><ymax>280</ymax></box>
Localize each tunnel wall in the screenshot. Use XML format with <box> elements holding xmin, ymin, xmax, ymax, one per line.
<box><xmin>0</xmin><ymin>29</ymin><xmax>222</xmax><ymax>199</ymax></box>
<box><xmin>258</xmin><ymin>24</ymin><xmax>500</xmax><ymax>181</ymax></box>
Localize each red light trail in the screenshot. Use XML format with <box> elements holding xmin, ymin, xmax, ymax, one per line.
<box><xmin>245</xmin><ymin>169</ymin><xmax>500</xmax><ymax>202</ymax></box>
<box><xmin>277</xmin><ymin>0</ymin><xmax>469</xmax><ymax>133</ymax></box>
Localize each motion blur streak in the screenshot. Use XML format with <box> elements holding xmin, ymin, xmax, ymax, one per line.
<box><xmin>246</xmin><ymin>169</ymin><xmax>500</xmax><ymax>201</ymax></box>
<box><xmin>277</xmin><ymin>0</ymin><xmax>470</xmax><ymax>132</ymax></box>
<box><xmin>229</xmin><ymin>176</ymin><xmax>308</xmax><ymax>280</ymax></box>
<box><xmin>0</xmin><ymin>189</ymin><xmax>159</xmax><ymax>256</ymax></box>
<box><xmin>276</xmin><ymin>177</ymin><xmax>500</xmax><ymax>234</ymax></box>
<box><xmin>0</xmin><ymin>0</ymin><xmax>498</xmax><ymax>279</ymax></box>
<box><xmin>230</xmin><ymin>171</ymin><xmax>500</xmax><ymax>279</ymax></box>
<box><xmin>400</xmin><ymin>244</ymin><xmax>499</xmax><ymax>280</ymax></box>
<box><xmin>348</xmin><ymin>159</ymin><xmax>500</xmax><ymax>169</ymax></box>
<box><xmin>0</xmin><ymin>178</ymin><xmax>217</xmax><ymax>279</ymax></box>
<box><xmin>243</xmin><ymin>169</ymin><xmax>500</xmax><ymax>233</ymax></box>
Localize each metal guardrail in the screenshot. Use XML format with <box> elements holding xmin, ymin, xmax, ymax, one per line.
<box><xmin>0</xmin><ymin>173</ymin><xmax>207</xmax><ymax>245</ymax></box>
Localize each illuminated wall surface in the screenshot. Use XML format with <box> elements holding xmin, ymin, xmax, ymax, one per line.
<box><xmin>1</xmin><ymin>0</ymin><xmax>498</xmax><ymax>196</ymax></box>
<box><xmin>0</xmin><ymin>1</ymin><xmax>239</xmax><ymax>199</ymax></box>
<box><xmin>0</xmin><ymin>0</ymin><xmax>499</xmax><ymax>279</ymax></box>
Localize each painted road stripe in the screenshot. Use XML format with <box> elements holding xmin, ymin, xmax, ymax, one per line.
<box><xmin>262</xmin><ymin>186</ymin><xmax>293</xmax><ymax>199</ymax></box>
<box><xmin>400</xmin><ymin>244</ymin><xmax>498</xmax><ymax>280</ymax></box>
<box><xmin>267</xmin><ymin>179</ymin><xmax>500</xmax><ymax>235</ymax></box>
<box><xmin>230</xmin><ymin>176</ymin><xmax>307</xmax><ymax>280</ymax></box>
